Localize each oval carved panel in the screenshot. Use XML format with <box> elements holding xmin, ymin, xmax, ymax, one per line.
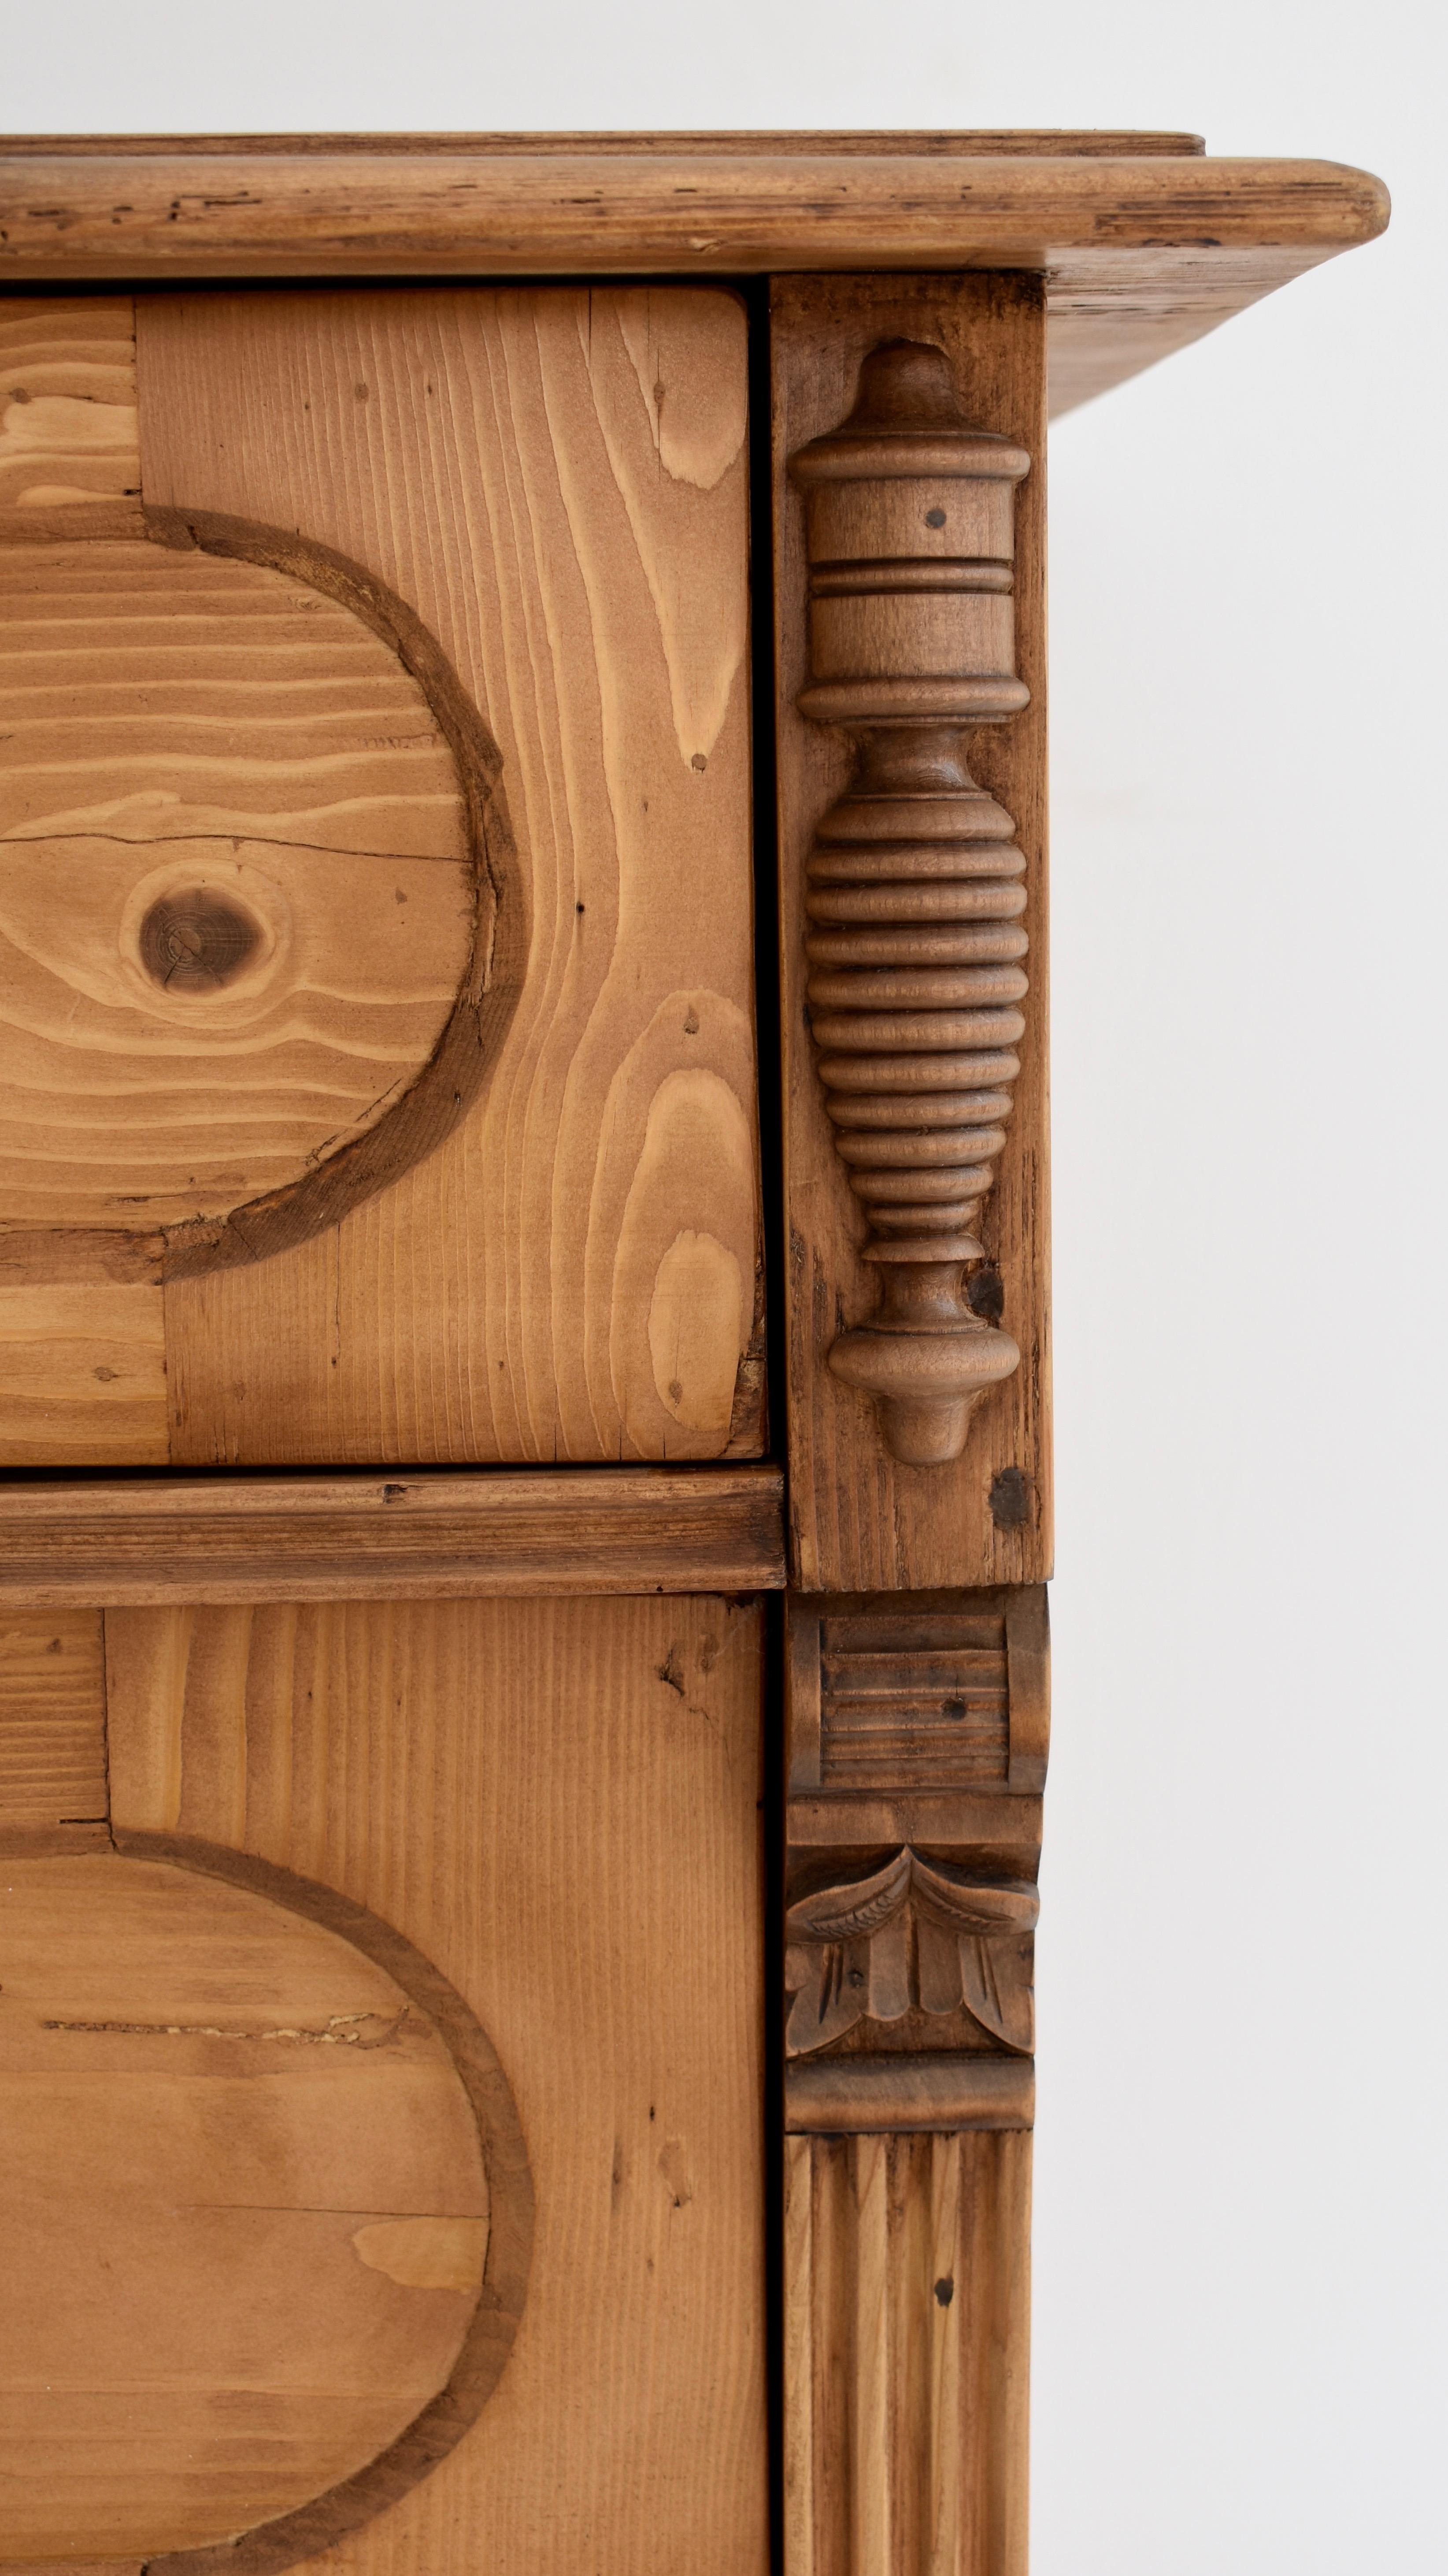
<box><xmin>0</xmin><ymin>510</ymin><xmax>521</xmax><ymax>1281</ymax></box>
<box><xmin>0</xmin><ymin>1837</ymin><xmax>532</xmax><ymax>2572</ymax></box>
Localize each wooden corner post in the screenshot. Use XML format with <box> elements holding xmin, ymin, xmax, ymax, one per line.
<box><xmin>772</xmin><ymin>275</ymin><xmax>1053</xmax><ymax>2573</ymax></box>
<box><xmin>772</xmin><ymin>274</ymin><xmax>1051</xmax><ymax>1597</ymax></box>
<box><xmin>782</xmin><ymin>1586</ymin><xmax>1047</xmax><ymax>2576</ymax></box>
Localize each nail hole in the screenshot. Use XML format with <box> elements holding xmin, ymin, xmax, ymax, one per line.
<box><xmin>989</xmin><ymin>1467</ymin><xmax>1033</xmax><ymax>1531</ymax></box>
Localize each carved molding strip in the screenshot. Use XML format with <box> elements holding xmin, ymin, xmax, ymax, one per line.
<box><xmin>785</xmin><ymin>2051</ymin><xmax>1034</xmax><ymax>2134</ymax></box>
<box><xmin>789</xmin><ymin>340</ymin><xmax>1032</xmax><ymax>1466</ymax></box>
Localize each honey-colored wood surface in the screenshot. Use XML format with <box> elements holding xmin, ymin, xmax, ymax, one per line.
<box><xmin>0</xmin><ymin>537</ymin><xmax>474</xmax><ymax>1230</ymax></box>
<box><xmin>773</xmin><ymin>277</ymin><xmax>1050</xmax><ymax>1591</ymax></box>
<box><xmin>0</xmin><ymin>1850</ymin><xmax>500</xmax><ymax>2560</ymax></box>
<box><xmin>0</xmin><ymin>297</ymin><xmax>141</xmax><ymax>539</ymax></box>
<box><xmin>0</xmin><ymin>493</ymin><xmax>527</xmax><ymax>1316</ymax></box>
<box><xmin>0</xmin><ymin>290</ymin><xmax>522</xmax><ymax>1458</ymax></box>
<box><xmin>0</xmin><ymin>145</ymin><xmax>1387</xmax><ymax>418</ymax></box>
<box><xmin>0</xmin><ymin>1279</ymin><xmax>169</xmax><ymax>1463</ymax></box>
<box><xmin>0</xmin><ymin>1464</ymin><xmax>786</xmax><ymax>1604</ymax></box>
<box><xmin>0</xmin><ymin>1605</ymin><xmax>107</xmax><ymax>1830</ymax></box>
<box><xmin>137</xmin><ymin>285</ymin><xmax>760</xmax><ymax>1468</ymax></box>
<box><xmin>0</xmin><ymin>306</ymin><xmax>168</xmax><ymax>1460</ymax></box>
<box><xmin>0</xmin><ymin>287</ymin><xmax>761</xmax><ymax>1467</ymax></box>
<box><xmin>0</xmin><ymin>130</ymin><xmax>1209</xmax><ymax>158</ymax></box>
<box><xmin>95</xmin><ymin>1592</ymin><xmax>768</xmax><ymax>2575</ymax></box>
<box><xmin>785</xmin><ymin>2131</ymin><xmax>1031</xmax><ymax>2576</ymax></box>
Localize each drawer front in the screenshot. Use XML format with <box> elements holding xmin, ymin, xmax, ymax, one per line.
<box><xmin>0</xmin><ymin>1590</ymin><xmax>768</xmax><ymax>2572</ymax></box>
<box><xmin>0</xmin><ymin>289</ymin><xmax>761</xmax><ymax>1469</ymax></box>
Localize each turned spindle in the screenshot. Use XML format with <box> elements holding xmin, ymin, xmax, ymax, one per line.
<box><xmin>790</xmin><ymin>339</ymin><xmax>1033</xmax><ymax>1467</ymax></box>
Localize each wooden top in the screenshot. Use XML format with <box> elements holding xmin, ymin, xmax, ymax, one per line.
<box><xmin>0</xmin><ymin>134</ymin><xmax>1388</xmax><ymax>411</ymax></box>
<box><xmin>0</xmin><ymin>129</ymin><xmax>1211</xmax><ymax>158</ymax></box>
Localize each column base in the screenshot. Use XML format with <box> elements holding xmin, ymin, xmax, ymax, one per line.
<box><xmin>827</xmin><ymin>1314</ymin><xmax>1021</xmax><ymax>1465</ymax></box>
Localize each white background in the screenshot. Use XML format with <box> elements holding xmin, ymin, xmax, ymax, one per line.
<box><xmin>5</xmin><ymin>6</ymin><xmax>1445</xmax><ymax>2569</ymax></box>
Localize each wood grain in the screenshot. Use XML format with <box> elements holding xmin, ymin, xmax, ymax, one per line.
<box><xmin>0</xmin><ymin>152</ymin><xmax>1387</xmax><ymax>420</ymax></box>
<box><xmin>0</xmin><ymin>320</ymin><xmax>551</xmax><ymax>1468</ymax></box>
<box><xmin>786</xmin><ymin>337</ymin><xmax>1032</xmax><ymax>1469</ymax></box>
<box><xmin>783</xmin><ymin>1590</ymin><xmax>1047</xmax><ymax>2072</ymax></box>
<box><xmin>0</xmin><ymin>297</ymin><xmax>141</xmax><ymax>539</ymax></box>
<box><xmin>784</xmin><ymin>2131</ymin><xmax>1031</xmax><ymax>2576</ymax></box>
<box><xmin>0</xmin><ymin>130</ymin><xmax>1208</xmax><ymax>159</ymax></box>
<box><xmin>0</xmin><ymin>1843</ymin><xmax>528</xmax><ymax>2563</ymax></box>
<box><xmin>135</xmin><ymin>285</ymin><xmax>761</xmax><ymax>1466</ymax></box>
<box><xmin>781</xmin><ymin>1588</ymin><xmax>1046</xmax><ymax>2567</ymax></box>
<box><xmin>773</xmin><ymin>276</ymin><xmax>1050</xmax><ymax>1590</ymax></box>
<box><xmin>0</xmin><ymin>1279</ymin><xmax>168</xmax><ymax>1464</ymax></box>
<box><xmin>0</xmin><ymin>1605</ymin><xmax>107</xmax><ymax>1828</ymax></box>
<box><xmin>787</xmin><ymin>1587</ymin><xmax>1049</xmax><ymax>1798</ymax></box>
<box><xmin>0</xmin><ymin>533</ymin><xmax>474</xmax><ymax>1230</ymax></box>
<box><xmin>0</xmin><ymin>1464</ymin><xmax>786</xmax><ymax>1604</ymax></box>
<box><xmin>101</xmin><ymin>1592</ymin><xmax>769</xmax><ymax>2576</ymax></box>
<box><xmin>785</xmin><ymin>2054</ymin><xmax>1034</xmax><ymax>2132</ymax></box>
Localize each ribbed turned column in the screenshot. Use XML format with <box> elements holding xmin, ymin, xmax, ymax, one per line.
<box><xmin>790</xmin><ymin>341</ymin><xmax>1033</xmax><ymax>1466</ymax></box>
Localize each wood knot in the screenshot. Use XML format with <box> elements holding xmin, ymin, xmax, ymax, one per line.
<box><xmin>138</xmin><ymin>889</ymin><xmax>261</xmax><ymax>993</ymax></box>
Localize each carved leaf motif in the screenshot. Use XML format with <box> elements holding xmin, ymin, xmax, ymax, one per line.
<box><xmin>958</xmin><ymin>1930</ymin><xmax>1034</xmax><ymax>2052</ymax></box>
<box><xmin>785</xmin><ymin>1847</ymin><xmax>914</xmax><ymax>1945</ymax></box>
<box><xmin>784</xmin><ymin>1846</ymin><xmax>1037</xmax><ymax>2058</ymax></box>
<box><xmin>900</xmin><ymin>1851</ymin><xmax>1038</xmax><ymax>1938</ymax></box>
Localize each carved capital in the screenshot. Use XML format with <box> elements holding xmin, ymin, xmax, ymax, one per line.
<box><xmin>789</xmin><ymin>340</ymin><xmax>1032</xmax><ymax>1466</ymax></box>
<box><xmin>784</xmin><ymin>1587</ymin><xmax>1048</xmax><ymax>2134</ymax></box>
<box><xmin>785</xmin><ymin>1846</ymin><xmax>1037</xmax><ymax>2057</ymax></box>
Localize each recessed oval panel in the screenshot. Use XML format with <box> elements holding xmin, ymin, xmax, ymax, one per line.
<box><xmin>0</xmin><ymin>1842</ymin><xmax>531</xmax><ymax>2567</ymax></box>
<box><xmin>0</xmin><ymin>523</ymin><xmax>515</xmax><ymax>1269</ymax></box>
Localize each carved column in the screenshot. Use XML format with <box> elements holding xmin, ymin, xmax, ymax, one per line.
<box><xmin>783</xmin><ymin>1586</ymin><xmax>1048</xmax><ymax>2576</ymax></box>
<box><xmin>789</xmin><ymin>341</ymin><xmax>1032</xmax><ymax>1468</ymax></box>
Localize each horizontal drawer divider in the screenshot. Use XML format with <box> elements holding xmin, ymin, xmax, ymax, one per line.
<box><xmin>0</xmin><ymin>1463</ymin><xmax>786</xmax><ymax>1603</ymax></box>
